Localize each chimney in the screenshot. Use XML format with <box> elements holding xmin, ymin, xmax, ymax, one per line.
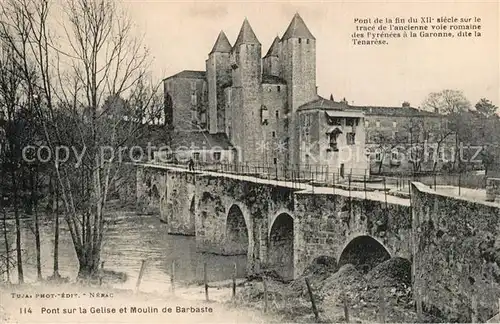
<box><xmin>434</xmin><ymin>107</ymin><xmax>439</xmax><ymax>114</ymax></box>
<box><xmin>402</xmin><ymin>101</ymin><xmax>410</xmax><ymax>108</ymax></box>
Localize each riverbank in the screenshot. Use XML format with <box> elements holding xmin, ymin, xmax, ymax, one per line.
<box><xmin>0</xmin><ymin>202</ymin><xmax>444</xmax><ymax>323</ymax></box>
<box><xmin>229</xmin><ymin>258</ymin><xmax>445</xmax><ymax>323</ymax></box>
<box><xmin>0</xmin><ymin>280</ymin><xmax>283</xmax><ymax>324</ymax></box>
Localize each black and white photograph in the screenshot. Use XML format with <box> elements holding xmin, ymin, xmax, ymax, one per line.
<box><xmin>0</xmin><ymin>0</ymin><xmax>499</xmax><ymax>323</ymax></box>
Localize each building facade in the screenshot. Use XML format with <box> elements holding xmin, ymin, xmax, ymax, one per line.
<box><xmin>163</xmin><ymin>14</ymin><xmax>369</xmax><ymax>177</ymax></box>
<box><xmin>348</xmin><ymin>103</ymin><xmax>455</xmax><ymax>174</ymax></box>
<box><xmin>297</xmin><ymin>99</ymin><xmax>368</xmax><ymax>178</ymax></box>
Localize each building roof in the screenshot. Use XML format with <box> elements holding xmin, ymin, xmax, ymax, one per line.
<box><xmin>348</xmin><ymin>105</ymin><xmax>440</xmax><ymax>117</ymax></box>
<box><xmin>170</xmin><ymin>131</ymin><xmax>233</xmax><ymax>150</ymax></box>
<box><xmin>264</xmin><ymin>36</ymin><xmax>281</xmax><ymax>58</ymax></box>
<box><xmin>233</xmin><ymin>18</ymin><xmax>260</xmax><ymax>50</ymax></box>
<box><xmin>297</xmin><ymin>97</ymin><xmax>347</xmax><ymax>111</ymax></box>
<box><xmin>164</xmin><ymin>70</ymin><xmax>206</xmax><ymax>80</ymax></box>
<box><xmin>210</xmin><ymin>31</ymin><xmax>232</xmax><ymax>54</ymax></box>
<box><xmin>262</xmin><ymin>74</ymin><xmax>286</xmax><ymax>85</ymax></box>
<box><xmin>282</xmin><ymin>13</ymin><xmax>315</xmax><ymax>41</ymax></box>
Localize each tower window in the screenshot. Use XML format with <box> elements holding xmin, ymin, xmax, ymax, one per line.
<box><xmin>298</xmin><ymin>38</ymin><xmax>301</xmax><ymax>44</ymax></box>
<box><xmin>346</xmin><ymin>132</ymin><xmax>356</xmax><ymax>145</ymax></box>
<box><xmin>306</xmin><ymin>39</ymin><xmax>310</xmax><ymax>44</ymax></box>
<box><xmin>275</xmin><ymin>110</ymin><xmax>279</xmax><ymax>118</ymax></box>
<box><xmin>277</xmin><ymin>86</ymin><xmax>281</xmax><ymax>92</ymax></box>
<box><xmin>272</xmin><ymin>131</ymin><xmax>276</xmax><ymax>138</ymax></box>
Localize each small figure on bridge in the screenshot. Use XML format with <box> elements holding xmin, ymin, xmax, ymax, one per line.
<box><xmin>188</xmin><ymin>158</ymin><xmax>195</xmax><ymax>171</ymax></box>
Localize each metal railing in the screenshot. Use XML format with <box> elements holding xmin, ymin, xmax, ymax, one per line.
<box><xmin>145</xmin><ymin>158</ymin><xmax>491</xmax><ymax>200</ymax></box>
<box><xmin>151</xmin><ymin>159</ymin><xmax>378</xmax><ymax>190</ymax></box>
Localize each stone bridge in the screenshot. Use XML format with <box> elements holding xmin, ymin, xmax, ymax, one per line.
<box><xmin>134</xmin><ymin>164</ymin><xmax>412</xmax><ymax>280</ymax></box>
<box><xmin>124</xmin><ymin>163</ymin><xmax>500</xmax><ymax>322</ymax></box>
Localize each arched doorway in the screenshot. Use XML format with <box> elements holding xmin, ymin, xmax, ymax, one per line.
<box><xmin>338</xmin><ymin>235</ymin><xmax>391</xmax><ymax>273</ymax></box>
<box><xmin>269</xmin><ymin>213</ymin><xmax>294</xmax><ymax>281</ymax></box>
<box><xmin>224</xmin><ymin>205</ymin><xmax>249</xmax><ymax>255</ymax></box>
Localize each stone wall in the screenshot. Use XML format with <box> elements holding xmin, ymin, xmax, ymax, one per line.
<box><xmin>411</xmin><ymin>182</ymin><xmax>500</xmax><ymax>322</ymax></box>
<box><xmin>164</xmin><ymin>77</ymin><xmax>205</xmax><ymax>132</ymax></box>
<box><xmin>193</xmin><ymin>173</ymin><xmax>296</xmax><ymax>275</ymax></box>
<box><xmin>294</xmin><ymin>192</ymin><xmax>412</xmax><ymax>277</ymax></box>
<box><xmin>163</xmin><ymin>170</ymin><xmax>197</xmax><ymax>235</ymax></box>
<box><xmin>136</xmin><ymin>167</ymin><xmax>196</xmax><ymax>235</ymax></box>
<box><xmin>207</xmin><ymin>52</ymin><xmax>231</xmax><ymax>134</ymax></box>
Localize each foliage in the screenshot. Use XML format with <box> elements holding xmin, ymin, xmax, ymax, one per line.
<box><xmin>422</xmin><ymin>89</ymin><xmax>471</xmax><ymax>114</ymax></box>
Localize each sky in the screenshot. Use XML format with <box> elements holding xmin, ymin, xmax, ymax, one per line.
<box><xmin>123</xmin><ymin>0</ymin><xmax>499</xmax><ymax>108</ymax></box>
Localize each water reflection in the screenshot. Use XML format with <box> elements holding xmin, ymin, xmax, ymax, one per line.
<box><xmin>0</xmin><ymin>209</ymin><xmax>247</xmax><ymax>293</ymax></box>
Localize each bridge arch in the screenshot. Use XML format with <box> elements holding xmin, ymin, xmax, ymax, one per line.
<box><xmin>224</xmin><ymin>204</ymin><xmax>250</xmax><ymax>255</ymax></box>
<box><xmin>337</xmin><ymin>235</ymin><xmax>391</xmax><ymax>273</ymax></box>
<box><xmin>268</xmin><ymin>212</ymin><xmax>294</xmax><ymax>281</ymax></box>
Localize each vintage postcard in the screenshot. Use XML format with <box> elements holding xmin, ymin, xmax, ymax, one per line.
<box><xmin>0</xmin><ymin>0</ymin><xmax>499</xmax><ymax>323</ymax></box>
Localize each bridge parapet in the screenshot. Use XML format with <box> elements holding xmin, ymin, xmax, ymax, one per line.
<box><xmin>412</xmin><ymin>182</ymin><xmax>500</xmax><ymax>322</ymax></box>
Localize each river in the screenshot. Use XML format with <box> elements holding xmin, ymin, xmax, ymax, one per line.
<box><xmin>0</xmin><ymin>206</ymin><xmax>247</xmax><ymax>294</ymax></box>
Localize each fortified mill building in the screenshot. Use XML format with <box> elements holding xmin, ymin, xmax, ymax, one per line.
<box><xmin>163</xmin><ymin>14</ymin><xmax>370</xmax><ymax>178</ymax></box>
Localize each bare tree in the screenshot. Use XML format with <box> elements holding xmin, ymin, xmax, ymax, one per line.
<box><xmin>54</xmin><ymin>0</ymin><xmax>161</xmax><ymax>278</ymax></box>
<box><xmin>0</xmin><ymin>117</ymin><xmax>12</xmax><ymax>282</ymax></box>
<box><xmin>422</xmin><ymin>90</ymin><xmax>471</xmax><ymax>171</ymax></box>
<box><xmin>422</xmin><ymin>89</ymin><xmax>471</xmax><ymax>115</ymax></box>
<box><xmin>370</xmin><ymin>130</ymin><xmax>406</xmax><ymax>174</ymax></box>
<box><xmin>0</xmin><ymin>44</ymin><xmax>25</xmax><ymax>283</ymax></box>
<box><xmin>1</xmin><ymin>0</ymin><xmax>162</xmax><ymax>280</ymax></box>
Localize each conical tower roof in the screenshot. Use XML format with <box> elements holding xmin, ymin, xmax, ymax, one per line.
<box><xmin>209</xmin><ymin>31</ymin><xmax>232</xmax><ymax>54</ymax></box>
<box><xmin>282</xmin><ymin>13</ymin><xmax>315</xmax><ymax>40</ymax></box>
<box><xmin>233</xmin><ymin>18</ymin><xmax>260</xmax><ymax>49</ymax></box>
<box><xmin>264</xmin><ymin>36</ymin><xmax>280</xmax><ymax>58</ymax></box>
